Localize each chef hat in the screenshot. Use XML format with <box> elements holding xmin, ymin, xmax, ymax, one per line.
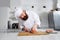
<box><xmin>15</xmin><ymin>8</ymin><xmax>23</xmax><ymax>19</ymax></box>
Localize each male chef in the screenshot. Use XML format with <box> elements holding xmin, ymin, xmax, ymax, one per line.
<box><xmin>15</xmin><ymin>8</ymin><xmax>41</xmax><ymax>33</ymax></box>
<box><xmin>15</xmin><ymin>8</ymin><xmax>53</xmax><ymax>33</ymax></box>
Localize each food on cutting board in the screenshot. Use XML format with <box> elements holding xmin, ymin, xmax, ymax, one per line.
<box><xmin>46</xmin><ymin>29</ymin><xmax>53</xmax><ymax>33</ymax></box>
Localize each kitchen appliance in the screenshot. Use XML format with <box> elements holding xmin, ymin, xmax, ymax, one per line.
<box><xmin>53</xmin><ymin>11</ymin><xmax>60</xmax><ymax>31</ymax></box>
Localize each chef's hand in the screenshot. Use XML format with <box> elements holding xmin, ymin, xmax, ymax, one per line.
<box><xmin>30</xmin><ymin>23</ymin><xmax>38</xmax><ymax>33</ymax></box>
<box><xmin>22</xmin><ymin>27</ymin><xmax>30</xmax><ymax>32</ymax></box>
<box><xmin>46</xmin><ymin>29</ymin><xmax>53</xmax><ymax>33</ymax></box>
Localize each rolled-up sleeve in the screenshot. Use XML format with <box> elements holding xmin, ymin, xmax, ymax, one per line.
<box><xmin>32</xmin><ymin>11</ymin><xmax>41</xmax><ymax>27</ymax></box>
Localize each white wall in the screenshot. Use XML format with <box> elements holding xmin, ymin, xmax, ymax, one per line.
<box><xmin>0</xmin><ymin>0</ymin><xmax>10</xmax><ymax>29</ymax></box>
<box><xmin>0</xmin><ymin>7</ymin><xmax>10</xmax><ymax>29</ymax></box>
<box><xmin>0</xmin><ymin>0</ymin><xmax>10</xmax><ymax>7</ymax></box>
<box><xmin>10</xmin><ymin>0</ymin><xmax>53</xmax><ymax>14</ymax></box>
<box><xmin>57</xmin><ymin>0</ymin><xmax>60</xmax><ymax>8</ymax></box>
<box><xmin>20</xmin><ymin>0</ymin><xmax>53</xmax><ymax>14</ymax></box>
<box><xmin>10</xmin><ymin>0</ymin><xmax>21</xmax><ymax>9</ymax></box>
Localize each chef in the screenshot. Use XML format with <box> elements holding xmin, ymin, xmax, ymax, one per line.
<box><xmin>15</xmin><ymin>8</ymin><xmax>41</xmax><ymax>33</ymax></box>
<box><xmin>15</xmin><ymin>8</ymin><xmax>54</xmax><ymax>33</ymax></box>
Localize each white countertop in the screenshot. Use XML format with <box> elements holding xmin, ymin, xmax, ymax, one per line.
<box><xmin>0</xmin><ymin>29</ymin><xmax>60</xmax><ymax>40</ymax></box>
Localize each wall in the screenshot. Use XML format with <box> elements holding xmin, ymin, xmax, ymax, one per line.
<box><xmin>57</xmin><ymin>0</ymin><xmax>60</xmax><ymax>8</ymax></box>
<box><xmin>20</xmin><ymin>0</ymin><xmax>53</xmax><ymax>14</ymax></box>
<box><xmin>53</xmin><ymin>0</ymin><xmax>57</xmax><ymax>9</ymax></box>
<box><xmin>0</xmin><ymin>7</ymin><xmax>10</xmax><ymax>29</ymax></box>
<box><xmin>10</xmin><ymin>0</ymin><xmax>21</xmax><ymax>9</ymax></box>
<box><xmin>0</xmin><ymin>0</ymin><xmax>10</xmax><ymax>7</ymax></box>
<box><xmin>0</xmin><ymin>0</ymin><xmax>10</xmax><ymax>29</ymax></box>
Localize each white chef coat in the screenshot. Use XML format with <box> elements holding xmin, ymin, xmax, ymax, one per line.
<box><xmin>15</xmin><ymin>10</ymin><xmax>41</xmax><ymax>30</ymax></box>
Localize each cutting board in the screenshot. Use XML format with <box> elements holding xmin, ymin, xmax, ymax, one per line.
<box><xmin>18</xmin><ymin>31</ymin><xmax>49</xmax><ymax>36</ymax></box>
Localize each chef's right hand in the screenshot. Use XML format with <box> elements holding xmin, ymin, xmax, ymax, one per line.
<box><xmin>22</xmin><ymin>27</ymin><xmax>30</xmax><ymax>32</ymax></box>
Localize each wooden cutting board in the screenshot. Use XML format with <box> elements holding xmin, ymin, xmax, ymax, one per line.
<box><xmin>18</xmin><ymin>31</ymin><xmax>49</xmax><ymax>36</ymax></box>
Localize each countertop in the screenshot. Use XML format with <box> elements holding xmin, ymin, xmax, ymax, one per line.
<box><xmin>0</xmin><ymin>29</ymin><xmax>60</xmax><ymax>40</ymax></box>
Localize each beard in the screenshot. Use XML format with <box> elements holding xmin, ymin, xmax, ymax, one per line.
<box><xmin>21</xmin><ymin>13</ymin><xmax>28</xmax><ymax>21</ymax></box>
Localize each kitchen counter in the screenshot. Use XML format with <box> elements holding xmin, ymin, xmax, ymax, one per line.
<box><xmin>0</xmin><ymin>29</ymin><xmax>60</xmax><ymax>40</ymax></box>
